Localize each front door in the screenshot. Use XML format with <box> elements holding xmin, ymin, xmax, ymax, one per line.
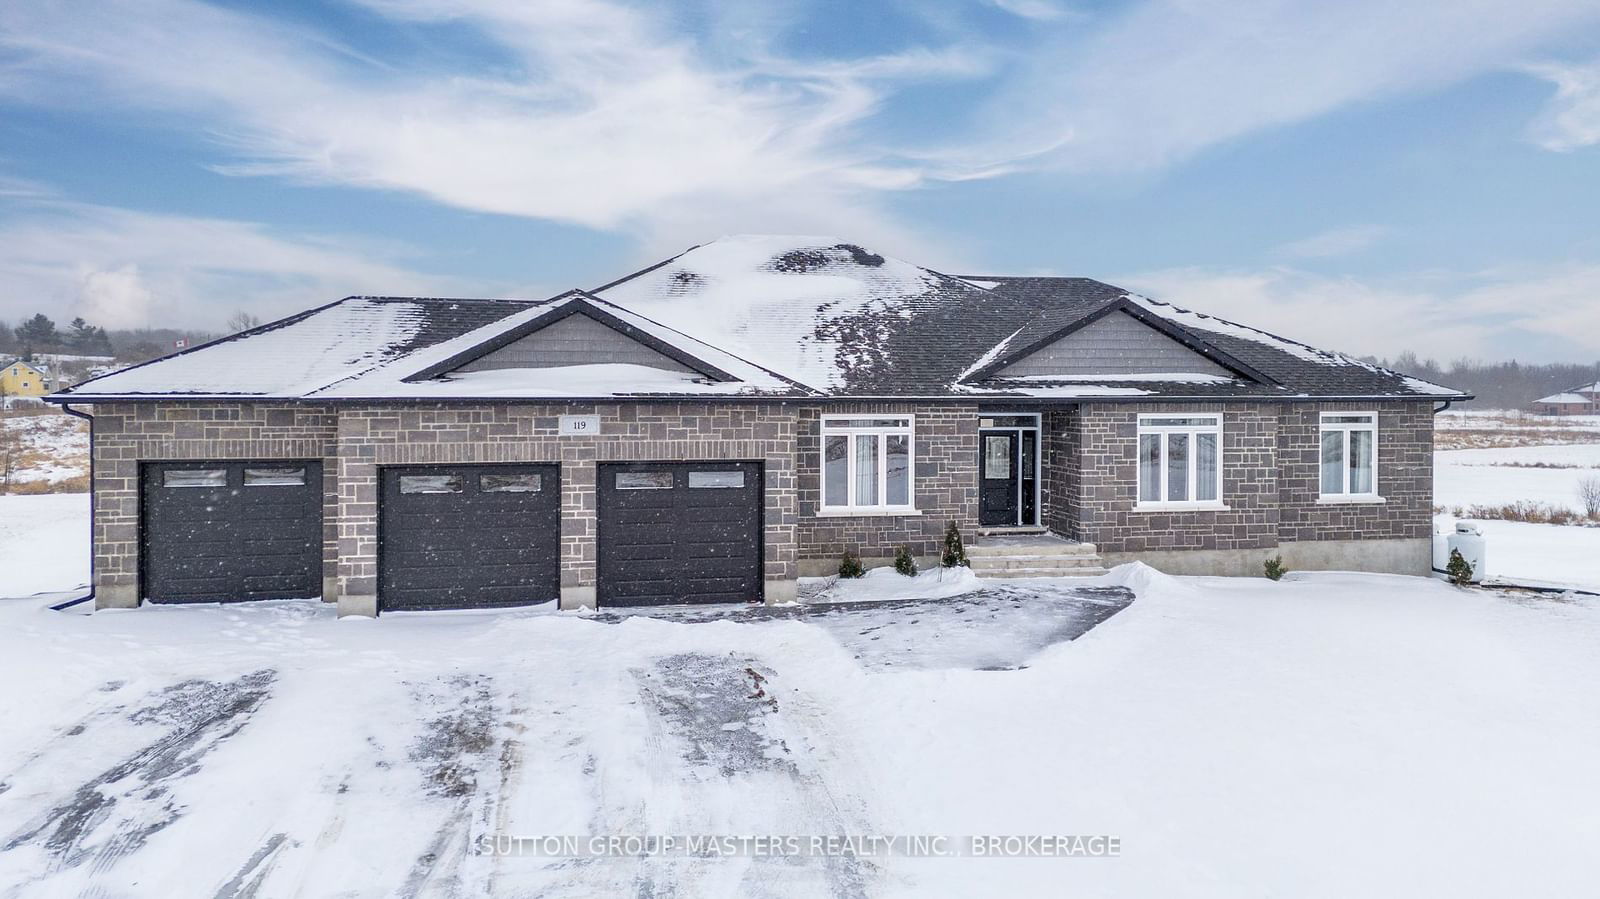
<box><xmin>979</xmin><ymin>431</ymin><xmax>1020</xmax><ymax>526</ymax></box>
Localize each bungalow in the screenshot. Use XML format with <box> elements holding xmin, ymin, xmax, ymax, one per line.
<box><xmin>1531</xmin><ymin>392</ymin><xmax>1597</xmax><ymax>416</ymax></box>
<box><xmin>49</xmin><ymin>236</ymin><xmax>1469</xmax><ymax>616</ymax></box>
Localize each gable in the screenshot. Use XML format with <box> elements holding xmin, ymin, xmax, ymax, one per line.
<box><xmin>992</xmin><ymin>310</ymin><xmax>1233</xmax><ymax>380</ymax></box>
<box><xmin>451</xmin><ymin>312</ymin><xmax>697</xmax><ymax>376</ymax></box>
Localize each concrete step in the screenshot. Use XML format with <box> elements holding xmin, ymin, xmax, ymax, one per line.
<box><xmin>968</xmin><ymin>555</ymin><xmax>1107</xmax><ymax>570</ymax></box>
<box><xmin>966</xmin><ymin>541</ymin><xmax>1098</xmax><ymax>558</ymax></box>
<box><xmin>977</xmin><ymin>566</ymin><xmax>1111</xmax><ymax>579</ymax></box>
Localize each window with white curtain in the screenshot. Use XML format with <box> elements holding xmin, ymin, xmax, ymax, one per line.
<box><xmin>820</xmin><ymin>415</ymin><xmax>915</xmax><ymax>512</ymax></box>
<box><xmin>1136</xmin><ymin>414</ymin><xmax>1223</xmax><ymax>508</ymax></box>
<box><xmin>1319</xmin><ymin>412</ymin><xmax>1379</xmax><ymax>498</ymax></box>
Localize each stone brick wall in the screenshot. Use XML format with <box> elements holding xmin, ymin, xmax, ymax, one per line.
<box><xmin>1041</xmin><ymin>407</ymin><xmax>1080</xmax><ymax>539</ymax></box>
<box><xmin>794</xmin><ymin>403</ymin><xmax>979</xmax><ymax>565</ymax></box>
<box><xmin>1063</xmin><ymin>400</ymin><xmax>1435</xmax><ymax>555</ymax></box>
<box><xmin>1276</xmin><ymin>401</ymin><xmax>1434</xmax><ymax>542</ymax></box>
<box><xmin>1068</xmin><ymin>402</ymin><xmax>1280</xmax><ymax>554</ymax></box>
<box><xmin>87</xmin><ymin>402</ymin><xmax>338</xmax><ymax>602</ymax></box>
<box><xmin>333</xmin><ymin>402</ymin><xmax>799</xmax><ymax>602</ymax></box>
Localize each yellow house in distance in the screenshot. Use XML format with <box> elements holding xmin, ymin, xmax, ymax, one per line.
<box><xmin>1</xmin><ymin>359</ymin><xmax>51</xmax><ymax>398</ymax></box>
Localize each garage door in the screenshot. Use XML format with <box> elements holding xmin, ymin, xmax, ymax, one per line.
<box><xmin>379</xmin><ymin>464</ymin><xmax>560</xmax><ymax>611</ymax></box>
<box><xmin>141</xmin><ymin>460</ymin><xmax>323</xmax><ymax>603</ymax></box>
<box><xmin>597</xmin><ymin>462</ymin><xmax>763</xmax><ymax>606</ymax></box>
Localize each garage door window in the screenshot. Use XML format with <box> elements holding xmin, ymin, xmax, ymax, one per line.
<box><xmin>244</xmin><ymin>467</ymin><xmax>307</xmax><ymax>486</ymax></box>
<box><xmin>163</xmin><ymin>469</ymin><xmax>226</xmax><ymax>488</ymax></box>
<box><xmin>820</xmin><ymin>415</ymin><xmax>915</xmax><ymax>512</ymax></box>
<box><xmin>689</xmin><ymin>470</ymin><xmax>745</xmax><ymax>488</ymax></box>
<box><xmin>616</xmin><ymin>471</ymin><xmax>673</xmax><ymax>489</ymax></box>
<box><xmin>481</xmin><ymin>473</ymin><xmax>542</xmax><ymax>492</ymax></box>
<box><xmin>399</xmin><ymin>474</ymin><xmax>463</xmax><ymax>494</ymax></box>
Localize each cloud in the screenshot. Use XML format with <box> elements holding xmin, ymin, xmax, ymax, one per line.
<box><xmin>0</xmin><ymin>0</ymin><xmax>986</xmax><ymax>249</ymax></box>
<box><xmin>982</xmin><ymin>0</ymin><xmax>1074</xmax><ymax>22</ymax></box>
<box><xmin>1276</xmin><ymin>225</ymin><xmax>1390</xmax><ymax>259</ymax></box>
<box><xmin>0</xmin><ymin>196</ymin><xmax>478</xmax><ymax>329</ymax></box>
<box><xmin>953</xmin><ymin>0</ymin><xmax>1600</xmax><ymax>175</ymax></box>
<box><xmin>1122</xmin><ymin>263</ymin><xmax>1600</xmax><ymax>364</ymax></box>
<box><xmin>1525</xmin><ymin>58</ymin><xmax>1600</xmax><ymax>150</ymax></box>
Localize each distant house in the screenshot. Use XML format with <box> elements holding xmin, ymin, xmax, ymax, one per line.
<box><xmin>1532</xmin><ymin>384</ymin><xmax>1599</xmax><ymax>415</ymax></box>
<box><xmin>0</xmin><ymin>359</ymin><xmax>50</xmax><ymax>398</ymax></box>
<box><xmin>50</xmin><ymin>236</ymin><xmax>1470</xmax><ymax>617</ymax></box>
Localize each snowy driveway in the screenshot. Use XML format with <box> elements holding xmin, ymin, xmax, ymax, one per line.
<box><xmin>0</xmin><ymin>580</ymin><xmax>1128</xmax><ymax>897</ymax></box>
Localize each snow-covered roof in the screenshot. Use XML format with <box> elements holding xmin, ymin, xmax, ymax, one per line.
<box><xmin>1534</xmin><ymin>393</ymin><xmax>1594</xmax><ymax>405</ymax></box>
<box><xmin>54</xmin><ymin>236</ymin><xmax>1471</xmax><ymax>403</ymax></box>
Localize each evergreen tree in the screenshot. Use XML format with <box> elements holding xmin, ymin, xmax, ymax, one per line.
<box><xmin>893</xmin><ymin>545</ymin><xmax>917</xmax><ymax>577</ymax></box>
<box><xmin>1445</xmin><ymin>549</ymin><xmax>1474</xmax><ymax>586</ymax></box>
<box><xmin>837</xmin><ymin>549</ymin><xmax>864</xmax><ymax>579</ymax></box>
<box><xmin>14</xmin><ymin>314</ymin><xmax>58</xmax><ymax>352</ymax></box>
<box><xmin>940</xmin><ymin>521</ymin><xmax>969</xmax><ymax>568</ymax></box>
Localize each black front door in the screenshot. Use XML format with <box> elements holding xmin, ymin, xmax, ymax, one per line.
<box><xmin>979</xmin><ymin>431</ymin><xmax>1020</xmax><ymax>526</ymax></box>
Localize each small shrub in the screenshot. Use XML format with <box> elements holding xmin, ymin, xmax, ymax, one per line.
<box><xmin>1459</xmin><ymin>501</ymin><xmax>1583</xmax><ymax>526</ymax></box>
<box><xmin>893</xmin><ymin>545</ymin><xmax>918</xmax><ymax>576</ymax></box>
<box><xmin>1263</xmin><ymin>556</ymin><xmax>1287</xmax><ymax>581</ymax></box>
<box><xmin>940</xmin><ymin>521</ymin><xmax>969</xmax><ymax>568</ymax></box>
<box><xmin>1445</xmin><ymin>548</ymin><xmax>1474</xmax><ymax>586</ymax></box>
<box><xmin>1579</xmin><ymin>475</ymin><xmax>1600</xmax><ymax>520</ymax></box>
<box><xmin>837</xmin><ymin>549</ymin><xmax>864</xmax><ymax>579</ymax></box>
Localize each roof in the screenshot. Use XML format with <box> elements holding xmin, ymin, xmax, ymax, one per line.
<box><xmin>2</xmin><ymin>358</ymin><xmax>47</xmax><ymax>373</ymax></box>
<box><xmin>1535</xmin><ymin>393</ymin><xmax>1594</xmax><ymax>405</ymax></box>
<box><xmin>52</xmin><ymin>235</ymin><xmax>1469</xmax><ymax>403</ymax></box>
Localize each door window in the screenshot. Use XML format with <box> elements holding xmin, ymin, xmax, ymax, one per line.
<box><xmin>984</xmin><ymin>435</ymin><xmax>1012</xmax><ymax>479</ymax></box>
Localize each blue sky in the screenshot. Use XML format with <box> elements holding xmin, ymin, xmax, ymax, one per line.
<box><xmin>2</xmin><ymin>0</ymin><xmax>1599</xmax><ymax>363</ymax></box>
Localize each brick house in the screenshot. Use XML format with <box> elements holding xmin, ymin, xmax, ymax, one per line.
<box><xmin>49</xmin><ymin>236</ymin><xmax>1469</xmax><ymax>616</ymax></box>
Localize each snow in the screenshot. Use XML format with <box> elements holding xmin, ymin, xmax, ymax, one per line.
<box><xmin>1435</xmin><ymin>444</ymin><xmax>1600</xmax><ymax>512</ymax></box>
<box><xmin>67</xmin><ymin>298</ymin><xmax>429</xmax><ymax>397</ymax></box>
<box><xmin>0</xmin><ymin>493</ymin><xmax>89</xmax><ymax>594</ymax></box>
<box><xmin>1</xmin><ymin>410</ymin><xmax>89</xmax><ymax>483</ymax></box>
<box><xmin>1535</xmin><ymin>392</ymin><xmax>1592</xmax><ymax>404</ymax></box>
<box><xmin>0</xmin><ymin>562</ymin><xmax>1596</xmax><ymax>896</ymax></box>
<box><xmin>399</xmin><ymin>363</ymin><xmax>768</xmax><ymax>398</ymax></box>
<box><xmin>1433</xmin><ymin>514</ymin><xmax>1600</xmax><ymax>592</ymax></box>
<box><xmin>999</xmin><ymin>372</ymin><xmax>1236</xmax><ymax>383</ymax></box>
<box><xmin>954</xmin><ymin>326</ymin><xmax>1022</xmax><ymax>382</ymax></box>
<box><xmin>965</xmin><ymin>383</ymin><xmax>1155</xmax><ymax>397</ymax></box>
<box><xmin>597</xmin><ymin>235</ymin><xmax>946</xmax><ymax>390</ymax></box>
<box><xmin>801</xmin><ymin>565</ymin><xmax>985</xmax><ymax>603</ymax></box>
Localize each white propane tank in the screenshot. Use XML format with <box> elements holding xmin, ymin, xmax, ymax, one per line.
<box><xmin>1446</xmin><ymin>521</ymin><xmax>1487</xmax><ymax>584</ymax></box>
<box><xmin>1432</xmin><ymin>528</ymin><xmax>1450</xmax><ymax>573</ymax></box>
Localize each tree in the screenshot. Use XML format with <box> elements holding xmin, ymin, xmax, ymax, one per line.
<box><xmin>1445</xmin><ymin>548</ymin><xmax>1474</xmax><ymax>587</ymax></box>
<box><xmin>940</xmin><ymin>521</ymin><xmax>969</xmax><ymax>568</ymax></box>
<box><xmin>226</xmin><ymin>311</ymin><xmax>262</xmax><ymax>333</ymax></box>
<box><xmin>893</xmin><ymin>545</ymin><xmax>918</xmax><ymax>577</ymax></box>
<box><xmin>14</xmin><ymin>314</ymin><xmax>58</xmax><ymax>352</ymax></box>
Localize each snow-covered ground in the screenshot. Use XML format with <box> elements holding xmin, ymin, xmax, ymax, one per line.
<box><xmin>0</xmin><ymin>493</ymin><xmax>88</xmax><ymax>594</ymax></box>
<box><xmin>0</xmin><ymin>409</ymin><xmax>89</xmax><ymax>486</ymax></box>
<box><xmin>0</xmin><ymin>565</ymin><xmax>1595</xmax><ymax>897</ymax></box>
<box><xmin>1433</xmin><ymin>409</ymin><xmax>1600</xmax><ymax>589</ymax></box>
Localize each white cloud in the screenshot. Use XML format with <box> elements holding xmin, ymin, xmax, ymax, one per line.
<box><xmin>1526</xmin><ymin>59</ymin><xmax>1600</xmax><ymax>151</ymax></box>
<box><xmin>953</xmin><ymin>0</ymin><xmax>1600</xmax><ymax>176</ymax></box>
<box><xmin>983</xmin><ymin>0</ymin><xmax>1073</xmax><ymax>22</ymax></box>
<box><xmin>0</xmin><ymin>198</ymin><xmax>478</xmax><ymax>329</ymax></box>
<box><xmin>0</xmin><ymin>0</ymin><xmax>985</xmax><ymax>248</ymax></box>
<box><xmin>1122</xmin><ymin>263</ymin><xmax>1600</xmax><ymax>364</ymax></box>
<box><xmin>1277</xmin><ymin>225</ymin><xmax>1390</xmax><ymax>259</ymax></box>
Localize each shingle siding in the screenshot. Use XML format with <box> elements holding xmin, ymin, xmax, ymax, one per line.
<box><xmin>454</xmin><ymin>312</ymin><xmax>696</xmax><ymax>374</ymax></box>
<box><xmin>996</xmin><ymin>311</ymin><xmax>1232</xmax><ymax>379</ymax></box>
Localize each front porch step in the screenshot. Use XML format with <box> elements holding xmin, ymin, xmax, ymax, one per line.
<box><xmin>966</xmin><ymin>532</ymin><xmax>1107</xmax><ymax>578</ymax></box>
<box><xmin>975</xmin><ymin>566</ymin><xmax>1110</xmax><ymax>579</ymax></box>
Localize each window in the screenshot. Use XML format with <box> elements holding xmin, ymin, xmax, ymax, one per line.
<box><xmin>615</xmin><ymin>471</ymin><xmax>672</xmax><ymax>490</ymax></box>
<box><xmin>481</xmin><ymin>473</ymin><xmax>541</xmax><ymax>493</ymax></box>
<box><xmin>820</xmin><ymin>415</ymin><xmax>914</xmax><ymax>511</ymax></box>
<box><xmin>1320</xmin><ymin>412</ymin><xmax>1378</xmax><ymax>498</ymax></box>
<box><xmin>688</xmin><ymin>471</ymin><xmax>744</xmax><ymax>489</ymax></box>
<box><xmin>983</xmin><ymin>435</ymin><xmax>1011</xmax><ymax>478</ymax></box>
<box><xmin>1137</xmin><ymin>415</ymin><xmax>1222</xmax><ymax>508</ymax></box>
<box><xmin>244</xmin><ymin>467</ymin><xmax>306</xmax><ymax>486</ymax></box>
<box><xmin>163</xmin><ymin>469</ymin><xmax>226</xmax><ymax>488</ymax></box>
<box><xmin>399</xmin><ymin>474</ymin><xmax>463</xmax><ymax>494</ymax></box>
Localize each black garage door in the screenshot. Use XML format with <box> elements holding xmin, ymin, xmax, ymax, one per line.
<box><xmin>597</xmin><ymin>462</ymin><xmax>763</xmax><ymax>606</ymax></box>
<box><xmin>379</xmin><ymin>464</ymin><xmax>560</xmax><ymax>611</ymax></box>
<box><xmin>141</xmin><ymin>460</ymin><xmax>323</xmax><ymax>603</ymax></box>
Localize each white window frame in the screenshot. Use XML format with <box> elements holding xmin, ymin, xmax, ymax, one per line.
<box><xmin>1135</xmin><ymin>413</ymin><xmax>1227</xmax><ymax>511</ymax></box>
<box><xmin>1317</xmin><ymin>411</ymin><xmax>1383</xmax><ymax>503</ymax></box>
<box><xmin>818</xmin><ymin>414</ymin><xmax>919</xmax><ymax>516</ymax></box>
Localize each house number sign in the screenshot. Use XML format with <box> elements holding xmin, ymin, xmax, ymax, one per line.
<box><xmin>558</xmin><ymin>414</ymin><xmax>600</xmax><ymax>436</ymax></box>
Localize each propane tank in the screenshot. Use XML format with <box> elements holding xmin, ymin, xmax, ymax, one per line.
<box><xmin>1446</xmin><ymin>521</ymin><xmax>1487</xmax><ymax>584</ymax></box>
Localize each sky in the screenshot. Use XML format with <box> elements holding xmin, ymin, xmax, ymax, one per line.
<box><xmin>1</xmin><ymin>0</ymin><xmax>1598</xmax><ymax>364</ymax></box>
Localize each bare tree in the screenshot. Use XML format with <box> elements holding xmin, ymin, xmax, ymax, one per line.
<box><xmin>1579</xmin><ymin>475</ymin><xmax>1600</xmax><ymax>520</ymax></box>
<box><xmin>0</xmin><ymin>420</ymin><xmax>19</xmax><ymax>493</ymax></box>
<box><xmin>226</xmin><ymin>311</ymin><xmax>262</xmax><ymax>333</ymax></box>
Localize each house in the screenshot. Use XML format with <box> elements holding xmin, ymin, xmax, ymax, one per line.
<box><xmin>1531</xmin><ymin>391</ymin><xmax>1598</xmax><ymax>416</ymax></box>
<box><xmin>1</xmin><ymin>358</ymin><xmax>51</xmax><ymax>398</ymax></box>
<box><xmin>48</xmin><ymin>236</ymin><xmax>1470</xmax><ymax>617</ymax></box>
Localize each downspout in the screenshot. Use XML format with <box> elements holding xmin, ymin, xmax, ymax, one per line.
<box><xmin>1432</xmin><ymin>400</ymin><xmax>1455</xmax><ymax>415</ymax></box>
<box><xmin>49</xmin><ymin>402</ymin><xmax>94</xmax><ymax>611</ymax></box>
